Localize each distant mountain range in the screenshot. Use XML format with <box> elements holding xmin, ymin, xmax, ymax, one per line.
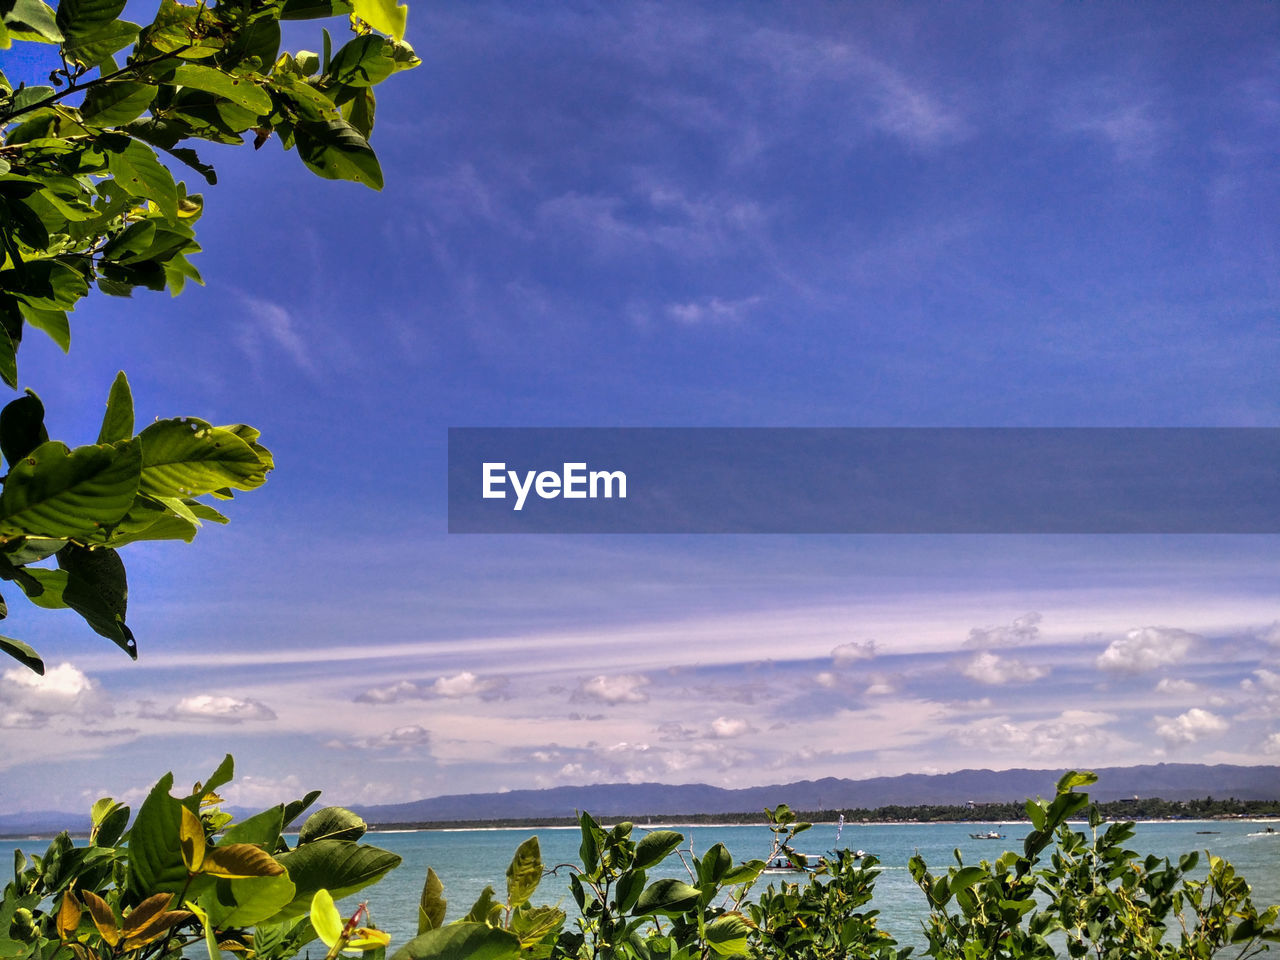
<box><xmin>350</xmin><ymin>763</ymin><xmax>1280</xmax><ymax>824</ymax></box>
<box><xmin>4</xmin><ymin>763</ymin><xmax>1277</xmax><ymax>836</ymax></box>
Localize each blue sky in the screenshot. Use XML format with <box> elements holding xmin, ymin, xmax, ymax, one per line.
<box><xmin>1</xmin><ymin>2</ymin><xmax>1278</xmax><ymax>813</ymax></box>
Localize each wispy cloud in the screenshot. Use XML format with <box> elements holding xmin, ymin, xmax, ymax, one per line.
<box><xmin>236</xmin><ymin>294</ymin><xmax>318</xmax><ymax>376</ymax></box>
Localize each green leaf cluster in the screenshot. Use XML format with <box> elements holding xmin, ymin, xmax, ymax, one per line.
<box><xmin>0</xmin><ymin>373</ymin><xmax>272</xmax><ymax>669</ymax></box>
<box><xmin>0</xmin><ymin>755</ymin><xmax>402</xmax><ymax>960</ymax></box>
<box><xmin>0</xmin><ymin>0</ymin><xmax>418</xmax><ymax>671</ymax></box>
<box><xmin>906</xmin><ymin>770</ymin><xmax>1280</xmax><ymax>959</ymax></box>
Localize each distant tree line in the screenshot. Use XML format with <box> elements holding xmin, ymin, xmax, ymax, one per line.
<box><xmin>362</xmin><ymin>795</ymin><xmax>1280</xmax><ymax>832</ymax></box>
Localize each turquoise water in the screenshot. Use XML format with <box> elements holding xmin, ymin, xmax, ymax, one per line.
<box><xmin>5</xmin><ymin>820</ymin><xmax>1277</xmax><ymax>952</ymax></box>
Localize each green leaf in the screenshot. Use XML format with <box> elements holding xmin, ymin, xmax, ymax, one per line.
<box><xmin>0</xmin><ymin>634</ymin><xmax>42</xmax><ymax>673</ymax></box>
<box><xmin>91</xmin><ymin>800</ymin><xmax>129</xmax><ymax>846</ymax></box>
<box><xmin>295</xmin><ymin>117</ymin><xmax>383</xmax><ymax>189</ymax></box>
<box><xmin>0</xmin><ymin>391</ymin><xmax>49</xmax><ymax>469</ymax></box>
<box><xmin>64</xmin><ymin>18</ymin><xmax>140</xmax><ymax>69</ymax></box>
<box><xmin>57</xmin><ymin>543</ymin><xmax>134</xmax><ymax>656</ymax></box>
<box><xmin>464</xmin><ymin>885</ymin><xmax>499</xmax><ymax>924</ymax></box>
<box><xmin>0</xmin><ymin>325</ymin><xmax>14</xmax><ymax>390</ymax></box>
<box><xmin>79</xmin><ymin>82</ymin><xmax>157</xmax><ymax>126</ymax></box>
<box><xmin>280</xmin><ymin>0</ymin><xmax>352</xmax><ymax>19</ymax></box>
<box><xmin>171</xmin><ymin>64</ymin><xmax>272</xmax><ymax>116</ymax></box>
<box><xmin>127</xmin><ymin>772</ymin><xmax>189</xmax><ymax>897</ymax></box>
<box><xmin>1055</xmin><ymin>770</ymin><xmax>1098</xmax><ymax>794</ymax></box>
<box><xmin>281</xmin><ymin>790</ymin><xmax>323</xmax><ymax>832</ymax></box>
<box><xmin>705</xmin><ymin>913</ymin><xmax>751</xmax><ymax>957</ymax></box>
<box><xmin>634</xmin><ymin>879</ymin><xmax>700</xmax><ymax>917</ymax></box>
<box><xmin>298</xmin><ymin>806</ymin><xmax>367</xmax><ymax>844</ymax></box>
<box><xmin>15</xmin><ymin>566</ymin><xmax>67</xmax><ymax>609</ymax></box>
<box><xmin>418</xmin><ymin>867</ymin><xmax>446</xmax><ymax>934</ymax></box>
<box><xmin>505</xmin><ymin>836</ymin><xmax>541</xmax><ymax>908</ymax></box>
<box><xmin>949</xmin><ymin>866</ymin><xmax>986</xmax><ymax>894</ymax></box>
<box><xmin>325</xmin><ymin>35</ymin><xmax>396</xmax><ymax>88</ymax></box>
<box><xmin>192</xmin><ymin>754</ymin><xmax>236</xmax><ymax>801</ymax></box>
<box><xmin>391</xmin><ymin>923</ymin><xmax>521</xmax><ymax>960</ymax></box>
<box><xmin>185</xmin><ymin>901</ymin><xmax>221</xmax><ymax>960</ymax></box>
<box><xmin>54</xmin><ymin>0</ymin><xmax>124</xmax><ymax>40</ymax></box>
<box><xmin>102</xmin><ymin>134</ymin><xmax>178</xmax><ymax>220</ymax></box>
<box><xmin>633</xmin><ymin>830</ymin><xmax>683</xmax><ymax>871</ymax></box>
<box><xmin>0</xmin><ymin>439</ymin><xmax>141</xmax><ymax>539</ymax></box>
<box><xmin>2</xmin><ymin>0</ymin><xmax>62</xmax><ymax>43</ymax></box>
<box><xmin>138</xmin><ymin>418</ymin><xmax>269</xmax><ymax>498</ymax></box>
<box><xmin>350</xmin><ymin>0</ymin><xmax>406</xmax><ymax>41</ymax></box>
<box><xmin>720</xmin><ymin>859</ymin><xmax>765</xmax><ymax>885</ymax></box>
<box><xmin>17</xmin><ymin>304</ymin><xmax>70</xmax><ymax>351</ymax></box>
<box><xmin>221</xmin><ymin>805</ymin><xmax>284</xmax><ymax>847</ymax></box>
<box><xmin>275</xmin><ymin>840</ymin><xmax>402</xmax><ymax>918</ymax></box>
<box><xmin>698</xmin><ymin>842</ymin><xmax>733</xmax><ymax>886</ymax></box>
<box><xmin>98</xmin><ymin>371</ymin><xmax>133</xmax><ymax>444</ymax></box>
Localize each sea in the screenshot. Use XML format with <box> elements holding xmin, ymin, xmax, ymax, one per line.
<box><xmin>5</xmin><ymin>819</ymin><xmax>1277</xmax><ymax>953</ymax></box>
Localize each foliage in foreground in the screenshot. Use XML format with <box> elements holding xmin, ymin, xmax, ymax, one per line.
<box><xmin>3</xmin><ymin>766</ymin><xmax>1277</xmax><ymax>960</ymax></box>
<box><xmin>0</xmin><ymin>0</ymin><xmax>418</xmax><ymax>673</ymax></box>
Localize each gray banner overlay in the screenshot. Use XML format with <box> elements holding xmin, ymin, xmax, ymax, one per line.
<box><xmin>448</xmin><ymin>428</ymin><xmax>1279</xmax><ymax>533</ymax></box>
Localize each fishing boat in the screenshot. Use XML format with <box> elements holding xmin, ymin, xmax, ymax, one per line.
<box><xmin>969</xmin><ymin>830</ymin><xmax>1002</xmax><ymax>839</ymax></box>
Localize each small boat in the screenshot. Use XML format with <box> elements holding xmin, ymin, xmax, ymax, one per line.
<box><xmin>1247</xmin><ymin>826</ymin><xmax>1278</xmax><ymax>837</ymax></box>
<box><xmin>762</xmin><ymin>855</ymin><xmax>821</xmax><ymax>874</ymax></box>
<box><xmin>969</xmin><ymin>830</ymin><xmax>1002</xmax><ymax>840</ymax></box>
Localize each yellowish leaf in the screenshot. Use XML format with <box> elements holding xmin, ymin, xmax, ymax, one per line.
<box><xmin>122</xmin><ymin>911</ymin><xmax>192</xmax><ymax>949</ymax></box>
<box><xmin>311</xmin><ymin>890</ymin><xmax>344</xmax><ymax>949</ymax></box>
<box><xmin>180</xmin><ymin>805</ymin><xmax>207</xmax><ymax>872</ymax></box>
<box><xmin>56</xmin><ymin>891</ymin><xmax>83</xmax><ymax>939</ymax></box>
<box><xmin>351</xmin><ymin>0</ymin><xmax>406</xmax><ymax>40</ymax></box>
<box><xmin>201</xmin><ymin>843</ymin><xmax>286</xmax><ymax>879</ymax></box>
<box><xmin>79</xmin><ymin>890</ymin><xmax>120</xmax><ymax>948</ymax></box>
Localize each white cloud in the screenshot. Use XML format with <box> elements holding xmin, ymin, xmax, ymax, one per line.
<box><xmin>167</xmin><ymin>695</ymin><xmax>277</xmax><ymax>723</ymax></box>
<box><xmin>966</xmin><ymin>613</ymin><xmax>1041</xmax><ymax>648</ymax></box>
<box><xmin>1264</xmin><ymin>732</ymin><xmax>1280</xmax><ymax>755</ymax></box>
<box><xmin>431</xmin><ymin>671</ymin><xmax>508</xmax><ymax>699</ymax></box>
<box><xmin>356</xmin><ymin>680</ymin><xmax>421</xmax><ymax>704</ymax></box>
<box><xmin>1260</xmin><ymin>622</ymin><xmax>1280</xmax><ymax>646</ymax></box>
<box><xmin>1096</xmin><ymin>627</ymin><xmax>1197</xmax><ymax>673</ymax></box>
<box><xmin>954</xmin><ymin>710</ymin><xmax>1120</xmax><ymax>759</ymax></box>
<box><xmin>709</xmin><ymin>716</ymin><xmax>755</xmax><ymax>739</ymax></box>
<box><xmin>355</xmin><ymin>672</ymin><xmax>508</xmax><ymax>703</ymax></box>
<box><xmin>1</xmin><ymin>663</ymin><xmax>104</xmax><ymax>728</ymax></box>
<box><xmin>1249</xmin><ymin>669</ymin><xmax>1280</xmax><ymax>692</ymax></box>
<box><xmin>815</xmin><ymin>671</ymin><xmax>839</xmax><ymax>688</ymax></box>
<box><xmin>864</xmin><ymin>680</ymin><xmax>896</xmax><ymax>696</ymax></box>
<box><xmin>574</xmin><ymin>674</ymin><xmax>651</xmax><ymax>704</ymax></box>
<box><xmin>1155</xmin><ymin>677</ymin><xmax>1197</xmax><ymax>695</ymax></box>
<box><xmin>961</xmin><ymin>652</ymin><xmax>1048</xmax><ymax>685</ymax></box>
<box><xmin>831</xmin><ymin>640</ymin><xmax>877</xmax><ymax>665</ymax></box>
<box><xmin>1154</xmin><ymin>708</ymin><xmax>1228</xmax><ymax>745</ymax></box>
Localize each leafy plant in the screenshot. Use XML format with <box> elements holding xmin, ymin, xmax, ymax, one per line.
<box><xmin>907</xmin><ymin>771</ymin><xmax>1280</xmax><ymax>959</ymax></box>
<box><xmin>746</xmin><ymin>805</ymin><xmax>905</xmax><ymax>960</ymax></box>
<box><xmin>0</xmin><ymin>755</ymin><xmax>402</xmax><ymax>960</ymax></box>
<box><xmin>0</xmin><ymin>0</ymin><xmax>419</xmax><ymax>672</ymax></box>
